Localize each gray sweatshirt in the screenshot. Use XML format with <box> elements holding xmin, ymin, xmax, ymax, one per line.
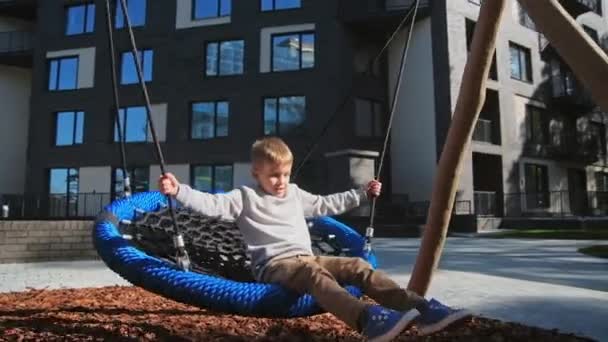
<box><xmin>175</xmin><ymin>183</ymin><xmax>367</xmax><ymax>280</ymax></box>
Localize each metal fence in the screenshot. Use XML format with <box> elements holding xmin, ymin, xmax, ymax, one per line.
<box><xmin>0</xmin><ymin>193</ymin><xmax>111</xmax><ymax>219</ymax></box>
<box><xmin>3</xmin><ymin>190</ymin><xmax>607</xmax><ymax>220</ymax></box>
<box><xmin>403</xmin><ymin>191</ymin><xmax>608</xmax><ymax>219</ymax></box>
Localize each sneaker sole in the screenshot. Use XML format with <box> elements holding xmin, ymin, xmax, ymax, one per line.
<box><xmin>417</xmin><ymin>309</ymin><xmax>473</xmax><ymax>336</ymax></box>
<box><xmin>368</xmin><ymin>310</ymin><xmax>420</xmax><ymax>342</ymax></box>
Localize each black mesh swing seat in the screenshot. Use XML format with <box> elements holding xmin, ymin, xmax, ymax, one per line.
<box><xmin>94</xmin><ymin>191</ymin><xmax>377</xmax><ymax>317</ymax></box>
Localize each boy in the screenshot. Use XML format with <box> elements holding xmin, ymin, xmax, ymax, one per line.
<box><xmin>159</xmin><ymin>137</ymin><xmax>470</xmax><ymax>342</ymax></box>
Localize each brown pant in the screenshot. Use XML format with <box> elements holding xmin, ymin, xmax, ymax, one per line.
<box><xmin>261</xmin><ymin>255</ymin><xmax>426</xmax><ymax>330</ymax></box>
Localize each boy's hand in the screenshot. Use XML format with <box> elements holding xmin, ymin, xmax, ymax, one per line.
<box><xmin>159</xmin><ymin>172</ymin><xmax>180</xmax><ymax>196</ymax></box>
<box><xmin>366</xmin><ymin>180</ymin><xmax>382</xmax><ymax>198</ymax></box>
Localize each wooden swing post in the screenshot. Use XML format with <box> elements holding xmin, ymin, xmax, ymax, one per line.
<box><xmin>407</xmin><ymin>0</ymin><xmax>507</xmax><ymax>295</ymax></box>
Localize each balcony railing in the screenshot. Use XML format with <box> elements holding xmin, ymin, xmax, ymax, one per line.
<box><xmin>0</xmin><ymin>31</ymin><xmax>32</xmax><ymax>54</ymax></box>
<box><xmin>524</xmin><ymin>133</ymin><xmax>602</xmax><ymax>163</ymax></box>
<box><xmin>504</xmin><ymin>191</ymin><xmax>608</xmax><ymax>217</ymax></box>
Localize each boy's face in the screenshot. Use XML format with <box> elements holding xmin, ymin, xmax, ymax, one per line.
<box><xmin>252</xmin><ymin>161</ymin><xmax>292</xmax><ymax>198</ymax></box>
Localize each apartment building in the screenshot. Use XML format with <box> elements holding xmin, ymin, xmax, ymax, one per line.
<box><xmin>390</xmin><ymin>0</ymin><xmax>608</xmax><ymax>221</ymax></box>
<box><xmin>1</xmin><ymin>0</ymin><xmax>606</xmax><ymax>224</ymax></box>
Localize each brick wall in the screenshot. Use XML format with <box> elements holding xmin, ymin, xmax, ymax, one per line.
<box><xmin>0</xmin><ymin>221</ymin><xmax>99</xmax><ymax>263</ymax></box>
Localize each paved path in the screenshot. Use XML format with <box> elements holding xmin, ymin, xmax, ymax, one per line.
<box><xmin>0</xmin><ymin>238</ymin><xmax>606</xmax><ymax>341</ymax></box>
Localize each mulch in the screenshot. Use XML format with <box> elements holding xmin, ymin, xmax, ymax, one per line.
<box><xmin>0</xmin><ymin>286</ymin><xmax>596</xmax><ymax>341</ymax></box>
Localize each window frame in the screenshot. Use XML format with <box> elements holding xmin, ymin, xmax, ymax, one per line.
<box><xmin>115</xmin><ymin>0</ymin><xmax>147</xmax><ymax>29</ymax></box>
<box><xmin>509</xmin><ymin>42</ymin><xmax>533</xmax><ymax>83</ymax></box>
<box><xmin>353</xmin><ymin>97</ymin><xmax>385</xmax><ymax>138</ymax></box>
<box><xmin>54</xmin><ymin>110</ymin><xmax>85</xmax><ymax>147</ymax></box>
<box><xmin>525</xmin><ymin>105</ymin><xmax>548</xmax><ymax>145</ymax></box>
<box><xmin>516</xmin><ymin>3</ymin><xmax>536</xmax><ymax>31</ymax></box>
<box><xmin>263</xmin><ymin>95</ymin><xmax>307</xmax><ymax>136</ymax></box>
<box><xmin>524</xmin><ymin>163</ymin><xmax>550</xmax><ymax>210</ymax></box>
<box><xmin>190</xmin><ymin>164</ymin><xmax>234</xmax><ymax>193</ymax></box>
<box><xmin>465</xmin><ymin>18</ymin><xmax>498</xmax><ymax>80</ymax></box>
<box><xmin>48</xmin><ymin>56</ymin><xmax>80</xmax><ymax>91</ymax></box>
<box><xmin>114</xmin><ymin>105</ymin><xmax>149</xmax><ymax>143</ymax></box>
<box><xmin>204</xmin><ymin>39</ymin><xmax>245</xmax><ymax>77</ymax></box>
<box><xmin>190</xmin><ymin>100</ymin><xmax>230</xmax><ymax>140</ymax></box>
<box><xmin>48</xmin><ymin>167</ymin><xmax>80</xmax><ymax>217</ymax></box>
<box><xmin>120</xmin><ymin>49</ymin><xmax>154</xmax><ymax>85</ymax></box>
<box><xmin>270</xmin><ymin>31</ymin><xmax>315</xmax><ymax>72</ymax></box>
<box><xmin>111</xmin><ymin>166</ymin><xmax>150</xmax><ymax>199</ymax></box>
<box><xmin>65</xmin><ymin>3</ymin><xmax>96</xmax><ymax>36</ymax></box>
<box><xmin>191</xmin><ymin>0</ymin><xmax>231</xmax><ymax>20</ymax></box>
<box><xmin>261</xmin><ymin>0</ymin><xmax>302</xmax><ymax>12</ymax></box>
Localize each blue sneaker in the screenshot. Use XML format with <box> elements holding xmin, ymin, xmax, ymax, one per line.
<box><xmin>361</xmin><ymin>305</ymin><xmax>419</xmax><ymax>342</ymax></box>
<box><xmin>416</xmin><ymin>298</ymin><xmax>472</xmax><ymax>335</ymax></box>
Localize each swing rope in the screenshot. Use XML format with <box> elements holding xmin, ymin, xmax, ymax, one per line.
<box><xmin>103</xmin><ymin>0</ymin><xmax>131</xmax><ymax>197</ymax></box>
<box><xmin>293</xmin><ymin>2</ymin><xmax>420</xmax><ymax>180</ymax></box>
<box><xmin>113</xmin><ymin>0</ymin><xmax>191</xmax><ymax>270</ymax></box>
<box><xmin>366</xmin><ymin>0</ymin><xmax>421</xmax><ymax>252</ymax></box>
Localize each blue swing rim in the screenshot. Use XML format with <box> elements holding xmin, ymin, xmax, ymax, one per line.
<box><xmin>93</xmin><ymin>191</ymin><xmax>377</xmax><ymax>318</ymax></box>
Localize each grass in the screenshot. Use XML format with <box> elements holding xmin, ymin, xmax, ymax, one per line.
<box><xmin>578</xmin><ymin>245</ymin><xmax>608</xmax><ymax>258</ymax></box>
<box><xmin>484</xmin><ymin>229</ymin><xmax>608</xmax><ymax>240</ymax></box>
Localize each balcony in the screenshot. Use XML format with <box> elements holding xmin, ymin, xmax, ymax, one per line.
<box><xmin>524</xmin><ymin>134</ymin><xmax>602</xmax><ymax>163</ymax></box>
<box><xmin>0</xmin><ymin>0</ymin><xmax>36</xmax><ymax>20</ymax></box>
<box><xmin>549</xmin><ymin>67</ymin><xmax>595</xmax><ymax>111</ymax></box>
<box><xmin>0</xmin><ymin>31</ymin><xmax>33</xmax><ymax>67</ymax></box>
<box><xmin>339</xmin><ymin>0</ymin><xmax>430</xmax><ymax>28</ymax></box>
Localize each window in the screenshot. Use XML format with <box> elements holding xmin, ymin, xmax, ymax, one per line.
<box><xmin>121</xmin><ymin>49</ymin><xmax>153</xmax><ymax>84</ymax></box>
<box><xmin>65</xmin><ymin>3</ymin><xmax>95</xmax><ymax>35</ymax></box>
<box><xmin>191</xmin><ymin>101</ymin><xmax>229</xmax><ymax>139</ymax></box>
<box><xmin>354</xmin><ymin>98</ymin><xmax>384</xmax><ymax>138</ymax></box>
<box><xmin>261</xmin><ymin>0</ymin><xmax>301</xmax><ymax>11</ymax></box>
<box><xmin>193</xmin><ymin>0</ymin><xmax>231</xmax><ymax>19</ymax></box>
<box><xmin>524</xmin><ymin>163</ymin><xmax>549</xmax><ymax>209</ymax></box>
<box><xmin>49</xmin><ymin>168</ymin><xmax>79</xmax><ymax>216</ymax></box>
<box><xmin>525</xmin><ymin>105</ymin><xmax>548</xmax><ymax>144</ymax></box>
<box><xmin>115</xmin><ymin>0</ymin><xmax>146</xmax><ymax>28</ymax></box>
<box><xmin>590</xmin><ymin>122</ymin><xmax>607</xmax><ymax>156</ymax></box>
<box><xmin>264</xmin><ymin>96</ymin><xmax>306</xmax><ymax>135</ymax></box>
<box><xmin>205</xmin><ymin>40</ymin><xmax>244</xmax><ymax>76</ymax></box>
<box><xmin>597</xmin><ymin>172</ymin><xmax>608</xmax><ymax>191</ymax></box>
<box><xmin>114</xmin><ymin>106</ymin><xmax>148</xmax><ymax>142</ymax></box>
<box><xmin>48</xmin><ymin>57</ymin><xmax>79</xmax><ymax>91</ymax></box>
<box><xmin>583</xmin><ymin>25</ymin><xmax>599</xmax><ymax>45</ymax></box>
<box><xmin>595</xmin><ymin>172</ymin><xmax>608</xmax><ymax>212</ymax></box>
<box><xmin>466</xmin><ymin>19</ymin><xmax>497</xmax><ymax>80</ymax></box>
<box><xmin>271</xmin><ymin>32</ymin><xmax>315</xmax><ymax>72</ymax></box>
<box><xmin>113</xmin><ymin>167</ymin><xmax>149</xmax><ymax>198</ymax></box>
<box><xmin>55</xmin><ymin>111</ymin><xmax>84</xmax><ymax>146</ymax></box>
<box><xmin>516</xmin><ymin>3</ymin><xmax>536</xmax><ymax>31</ymax></box>
<box><xmin>191</xmin><ymin>165</ymin><xmax>233</xmax><ymax>193</ymax></box>
<box><xmin>509</xmin><ymin>42</ymin><xmax>532</xmax><ymax>82</ymax></box>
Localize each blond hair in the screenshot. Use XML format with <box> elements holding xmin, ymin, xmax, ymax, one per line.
<box><xmin>251</xmin><ymin>137</ymin><xmax>293</xmax><ymax>166</ymax></box>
